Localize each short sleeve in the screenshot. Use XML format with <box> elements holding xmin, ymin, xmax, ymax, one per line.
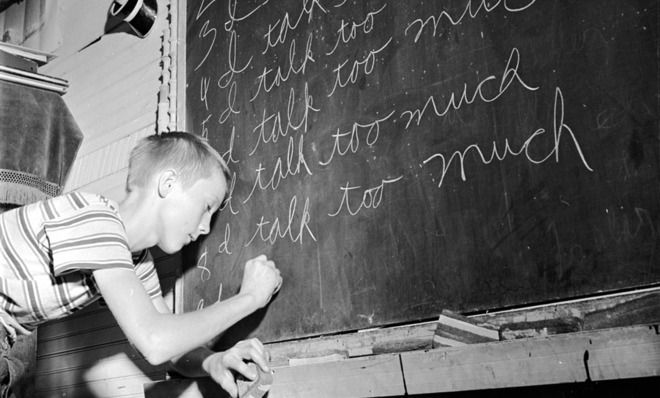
<box><xmin>132</xmin><ymin>250</ymin><xmax>163</xmax><ymax>300</ymax></box>
<box><xmin>44</xmin><ymin>204</ymin><xmax>133</xmax><ymax>276</ymax></box>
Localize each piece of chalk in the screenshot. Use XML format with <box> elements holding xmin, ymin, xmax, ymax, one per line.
<box><xmin>237</xmin><ymin>363</ymin><xmax>274</xmax><ymax>398</ymax></box>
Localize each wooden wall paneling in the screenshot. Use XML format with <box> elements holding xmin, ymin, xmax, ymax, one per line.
<box><xmin>38</xmin><ymin>374</ymin><xmax>159</xmax><ymax>398</ymax></box>
<box><xmin>43</xmin><ymin>33</ymin><xmax>149</xmax><ymax>84</ymax></box>
<box><xmin>66</xmin><ymin>132</ymin><xmax>142</xmax><ymax>194</ymax></box>
<box><xmin>72</xmin><ymin>63</ymin><xmax>159</xmax><ymax>129</ymax></box>
<box><xmin>83</xmin><ymin>76</ymin><xmax>159</xmax><ymax>137</ymax></box>
<box><xmin>36</xmin><ymin>341</ymin><xmax>144</xmax><ymax>375</ymax></box>
<box><xmin>36</xmin><ymin>339</ymin><xmax>166</xmax><ymax>398</ymax></box>
<box><xmin>61</xmin><ymin>41</ymin><xmax>160</xmax><ymax>110</ymax></box>
<box><xmin>38</xmin><ymin>304</ymin><xmax>119</xmax><ymax>342</ymax></box>
<box><xmin>74</xmin><ymin>167</ymin><xmax>128</xmax><ymax>203</ymax></box>
<box><xmin>55</xmin><ymin>0</ymin><xmax>116</xmax><ymax>58</ymax></box>
<box><xmin>81</xmin><ymin>112</ymin><xmax>156</xmax><ymax>157</ymax></box>
<box><xmin>42</xmin><ymin>38</ymin><xmax>161</xmax><ymax>156</ymax></box>
<box><xmin>37</xmin><ymin>323</ymin><xmax>127</xmax><ymax>357</ymax></box>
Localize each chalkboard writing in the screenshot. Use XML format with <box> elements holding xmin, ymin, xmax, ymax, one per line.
<box><xmin>183</xmin><ymin>0</ymin><xmax>660</xmax><ymax>343</ymax></box>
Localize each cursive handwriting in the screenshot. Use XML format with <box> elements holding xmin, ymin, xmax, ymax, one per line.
<box><xmin>196</xmin><ymin>246</ymin><xmax>211</xmax><ymax>282</ymax></box>
<box><xmin>326</xmin><ymin>4</ymin><xmax>387</xmax><ymax>56</ymax></box>
<box><xmin>220</xmin><ymin>170</ymin><xmax>239</xmax><ymax>215</ymax></box>
<box><xmin>328</xmin><ymin>176</ymin><xmax>403</xmax><ymax>216</ymax></box>
<box><xmin>200</xmin><ymin>114</ymin><xmax>212</xmax><ymax>140</ymax></box>
<box><xmin>200</xmin><ymin>76</ymin><xmax>210</xmax><ymax>111</ymax></box>
<box><xmin>224</xmin><ymin>0</ymin><xmax>270</xmax><ymax>32</ymax></box>
<box><xmin>251</xmin><ymin>83</ymin><xmax>319</xmax><ymax>155</ymax></box>
<box><xmin>193</xmin><ymin>20</ymin><xmax>217</xmax><ymax>72</ymax></box>
<box><xmin>422</xmin><ymin>87</ymin><xmax>593</xmax><ymax>189</ymax></box>
<box><xmin>218</xmin><ymin>29</ymin><xmax>252</xmax><ymax>89</ymax></box>
<box><xmin>328</xmin><ymin>37</ymin><xmax>392</xmax><ymax>97</ymax></box>
<box><xmin>217</xmin><ymin>223</ymin><xmax>232</xmax><ymax>255</ymax></box>
<box><xmin>243</xmin><ymin>135</ymin><xmax>313</xmax><ymax>203</ymax></box>
<box><xmin>221</xmin><ymin>126</ymin><xmax>238</xmax><ymax>166</ymax></box>
<box><xmin>405</xmin><ymin>0</ymin><xmax>536</xmax><ymax>43</ymax></box>
<box><xmin>262</xmin><ymin>0</ymin><xmax>328</xmax><ymax>54</ymax></box>
<box><xmin>251</xmin><ymin>33</ymin><xmax>315</xmax><ymax>101</ymax></box>
<box><xmin>196</xmin><ymin>0</ymin><xmax>216</xmax><ymax>21</ymax></box>
<box><xmin>219</xmin><ymin>78</ymin><xmax>240</xmax><ymax>124</ymax></box>
<box><xmin>246</xmin><ymin>195</ymin><xmax>317</xmax><ymax>245</ymax></box>
<box><xmin>320</xmin><ymin>111</ymin><xmax>395</xmax><ymax>166</ymax></box>
<box><xmin>401</xmin><ymin>48</ymin><xmax>538</xmax><ymax>129</ymax></box>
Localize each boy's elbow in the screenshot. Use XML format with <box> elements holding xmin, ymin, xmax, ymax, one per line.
<box><xmin>142</xmin><ymin>349</ymin><xmax>170</xmax><ymax>366</ymax></box>
<box><xmin>134</xmin><ymin>331</ymin><xmax>174</xmax><ymax>366</ymax></box>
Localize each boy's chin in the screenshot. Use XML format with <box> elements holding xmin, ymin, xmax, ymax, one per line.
<box><xmin>157</xmin><ymin>242</ymin><xmax>184</xmax><ymax>254</ymax></box>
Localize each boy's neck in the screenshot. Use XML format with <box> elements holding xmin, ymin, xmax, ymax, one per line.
<box><xmin>118</xmin><ymin>190</ymin><xmax>159</xmax><ymax>252</ymax></box>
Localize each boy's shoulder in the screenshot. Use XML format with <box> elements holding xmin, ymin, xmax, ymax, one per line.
<box><xmin>49</xmin><ymin>191</ymin><xmax>119</xmax><ymax>211</ymax></box>
<box><xmin>44</xmin><ymin>192</ymin><xmax>120</xmax><ymax>215</ymax></box>
<box><xmin>2</xmin><ymin>192</ymin><xmax>122</xmax><ymax>222</ymax></box>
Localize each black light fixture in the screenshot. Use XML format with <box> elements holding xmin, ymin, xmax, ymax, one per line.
<box><xmin>109</xmin><ymin>0</ymin><xmax>158</xmax><ymax>38</ymax></box>
<box><xmin>0</xmin><ymin>0</ymin><xmax>22</xmax><ymax>14</ymax></box>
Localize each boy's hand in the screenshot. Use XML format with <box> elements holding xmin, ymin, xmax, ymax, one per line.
<box><xmin>240</xmin><ymin>255</ymin><xmax>282</xmax><ymax>308</ymax></box>
<box><xmin>202</xmin><ymin>338</ymin><xmax>270</xmax><ymax>398</ymax></box>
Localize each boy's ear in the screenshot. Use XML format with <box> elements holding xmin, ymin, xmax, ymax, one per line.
<box><xmin>157</xmin><ymin>169</ymin><xmax>178</xmax><ymax>198</ymax></box>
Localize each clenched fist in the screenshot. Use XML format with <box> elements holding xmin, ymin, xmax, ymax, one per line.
<box><xmin>239</xmin><ymin>255</ymin><xmax>282</xmax><ymax>308</ymax></box>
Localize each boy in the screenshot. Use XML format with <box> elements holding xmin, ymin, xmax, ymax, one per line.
<box><xmin>0</xmin><ymin>132</ymin><xmax>282</xmax><ymax>397</ymax></box>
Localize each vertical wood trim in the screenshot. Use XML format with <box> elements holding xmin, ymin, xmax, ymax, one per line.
<box><xmin>175</xmin><ymin>0</ymin><xmax>186</xmax><ymax>132</ymax></box>
<box><xmin>167</xmin><ymin>0</ymin><xmax>178</xmax><ymax>132</ymax></box>
<box><xmin>174</xmin><ymin>0</ymin><xmax>187</xmax><ymax>316</ymax></box>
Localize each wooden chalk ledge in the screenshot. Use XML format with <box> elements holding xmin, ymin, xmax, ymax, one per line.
<box><xmin>145</xmin><ymin>324</ymin><xmax>660</xmax><ymax>398</ymax></box>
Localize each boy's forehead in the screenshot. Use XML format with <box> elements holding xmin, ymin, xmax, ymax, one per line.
<box><xmin>201</xmin><ymin>171</ymin><xmax>228</xmax><ymax>199</ymax></box>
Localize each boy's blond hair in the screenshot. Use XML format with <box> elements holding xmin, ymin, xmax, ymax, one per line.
<box><xmin>126</xmin><ymin>132</ymin><xmax>230</xmax><ymax>192</ymax></box>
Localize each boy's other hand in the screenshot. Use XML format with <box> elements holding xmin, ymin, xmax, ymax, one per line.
<box><xmin>202</xmin><ymin>338</ymin><xmax>270</xmax><ymax>398</ymax></box>
<box><xmin>240</xmin><ymin>255</ymin><xmax>282</xmax><ymax>309</ymax></box>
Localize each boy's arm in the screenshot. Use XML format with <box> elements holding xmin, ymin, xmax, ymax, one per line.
<box><xmin>147</xmin><ymin>295</ymin><xmax>213</xmax><ymax>377</ymax></box>
<box><xmin>93</xmin><ymin>255</ymin><xmax>281</xmax><ymax>365</ymax></box>
<box><xmin>148</xmin><ymin>281</ymin><xmax>272</xmax><ymax>398</ymax></box>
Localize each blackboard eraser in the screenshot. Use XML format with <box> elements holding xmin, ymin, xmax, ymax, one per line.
<box><xmin>237</xmin><ymin>362</ymin><xmax>274</xmax><ymax>398</ymax></box>
<box><xmin>433</xmin><ymin>309</ymin><xmax>500</xmax><ymax>348</ymax></box>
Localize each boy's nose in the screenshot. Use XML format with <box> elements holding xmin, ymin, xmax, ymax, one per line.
<box><xmin>198</xmin><ymin>217</ymin><xmax>211</xmax><ymax>235</ymax></box>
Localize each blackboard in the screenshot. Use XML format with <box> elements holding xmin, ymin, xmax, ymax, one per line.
<box><xmin>183</xmin><ymin>0</ymin><xmax>660</xmax><ymax>344</ymax></box>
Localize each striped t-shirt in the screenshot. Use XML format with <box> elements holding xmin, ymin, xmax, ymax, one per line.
<box><xmin>0</xmin><ymin>192</ymin><xmax>162</xmax><ymax>332</ymax></box>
